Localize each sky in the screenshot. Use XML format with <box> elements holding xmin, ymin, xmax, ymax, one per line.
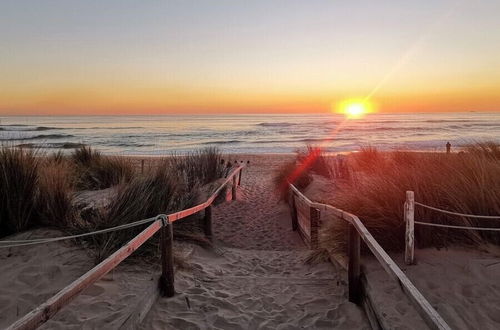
<box><xmin>1</xmin><ymin>0</ymin><xmax>500</xmax><ymax>115</ymax></box>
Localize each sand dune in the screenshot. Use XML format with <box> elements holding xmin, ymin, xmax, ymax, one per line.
<box><xmin>4</xmin><ymin>153</ymin><xmax>498</xmax><ymax>329</ymax></box>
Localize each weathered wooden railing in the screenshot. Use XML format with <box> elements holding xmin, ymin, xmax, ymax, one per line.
<box><xmin>288</xmin><ymin>184</ymin><xmax>451</xmax><ymax>330</ymax></box>
<box><xmin>7</xmin><ymin>165</ymin><xmax>245</xmax><ymax>330</ymax></box>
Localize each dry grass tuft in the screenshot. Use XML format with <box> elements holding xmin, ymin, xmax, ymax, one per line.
<box><xmin>273</xmin><ymin>161</ymin><xmax>312</xmax><ymax>201</ymax></box>
<box><xmin>297</xmin><ymin>145</ymin><xmax>332</xmax><ymax>178</ymax></box>
<box><xmin>321</xmin><ymin>143</ymin><xmax>500</xmax><ymax>254</ymax></box>
<box><xmin>464</xmin><ymin>141</ymin><xmax>500</xmax><ymax>161</ymax></box>
<box><xmin>169</xmin><ymin>147</ymin><xmax>226</xmax><ymax>188</ymax></box>
<box><xmin>79</xmin><ymin>163</ymin><xmax>190</xmax><ymax>262</ymax></box>
<box><xmin>73</xmin><ymin>146</ymin><xmax>135</xmax><ymax>190</ymax></box>
<box><xmin>0</xmin><ymin>147</ymin><xmax>40</xmax><ymax>235</ymax></box>
<box><xmin>37</xmin><ymin>159</ymin><xmax>75</xmax><ymax>228</ymax></box>
<box><xmin>78</xmin><ymin>148</ymin><xmax>224</xmax><ymax>262</ymax></box>
<box><xmin>274</xmin><ymin>145</ymin><xmax>332</xmax><ymax>200</ymax></box>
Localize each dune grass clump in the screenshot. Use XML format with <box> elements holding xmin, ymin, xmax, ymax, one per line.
<box><xmin>0</xmin><ymin>147</ymin><xmax>40</xmax><ymax>236</ymax></box>
<box><xmin>321</xmin><ymin>144</ymin><xmax>500</xmax><ymax>254</ymax></box>
<box><xmin>79</xmin><ymin>163</ymin><xmax>190</xmax><ymax>262</ymax></box>
<box><xmin>170</xmin><ymin>147</ymin><xmax>226</xmax><ymax>188</ymax></box>
<box><xmin>274</xmin><ymin>145</ymin><xmax>334</xmax><ymax>200</ymax></box>
<box><xmin>464</xmin><ymin>141</ymin><xmax>500</xmax><ymax>161</ymax></box>
<box><xmin>37</xmin><ymin>159</ymin><xmax>75</xmax><ymax>228</ymax></box>
<box><xmin>297</xmin><ymin>145</ymin><xmax>332</xmax><ymax>178</ymax></box>
<box><xmin>72</xmin><ymin>146</ymin><xmax>134</xmax><ymax>190</ymax></box>
<box><xmin>274</xmin><ymin>161</ymin><xmax>312</xmax><ymax>201</ymax></box>
<box><xmin>78</xmin><ymin>150</ymin><xmax>226</xmax><ymax>262</ymax></box>
<box><xmin>351</xmin><ymin>145</ymin><xmax>385</xmax><ymax>172</ymax></box>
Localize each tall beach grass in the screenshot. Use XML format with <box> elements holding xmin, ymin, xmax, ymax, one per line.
<box><xmin>320</xmin><ymin>144</ymin><xmax>500</xmax><ymax>254</ymax></box>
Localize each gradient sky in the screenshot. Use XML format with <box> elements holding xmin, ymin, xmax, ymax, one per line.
<box><xmin>1</xmin><ymin>0</ymin><xmax>500</xmax><ymax>115</ymax></box>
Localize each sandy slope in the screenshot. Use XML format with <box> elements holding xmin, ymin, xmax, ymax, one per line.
<box><xmin>141</xmin><ymin>154</ymin><xmax>370</xmax><ymax>329</ymax></box>
<box><xmin>401</xmin><ymin>247</ymin><xmax>500</xmax><ymax>330</ymax></box>
<box><xmin>0</xmin><ymin>229</ymin><xmax>93</xmax><ymax>328</ymax></box>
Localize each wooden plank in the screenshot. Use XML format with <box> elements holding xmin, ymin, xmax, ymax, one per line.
<box><xmin>359</xmin><ymin>272</ymin><xmax>382</xmax><ymax>330</ymax></box>
<box><xmin>345</xmin><ymin>214</ymin><xmax>451</xmax><ymax>330</ymax></box>
<box><xmin>167</xmin><ymin>202</ymin><xmax>208</xmax><ymax>222</ymax></box>
<box><xmin>231</xmin><ymin>175</ymin><xmax>237</xmax><ymax>200</ymax></box>
<box><xmin>289</xmin><ymin>193</ymin><xmax>298</xmax><ymax>231</ymax></box>
<box><xmin>119</xmin><ymin>275</ymin><xmax>160</xmax><ymax>330</ymax></box>
<box><xmin>348</xmin><ymin>223</ymin><xmax>361</xmax><ymax>304</ymax></box>
<box><xmin>203</xmin><ymin>205</ymin><xmax>213</xmax><ymax>239</ymax></box>
<box><xmin>7</xmin><ymin>220</ymin><xmax>163</xmax><ymax>330</ymax></box>
<box><xmin>207</xmin><ymin>166</ymin><xmax>244</xmax><ymax>205</ymax></box>
<box><xmin>311</xmin><ymin>202</ymin><xmax>344</xmax><ymax>219</ymax></box>
<box><xmin>404</xmin><ymin>191</ymin><xmax>415</xmax><ymax>265</ymax></box>
<box><xmin>295</xmin><ymin>195</ymin><xmax>311</xmax><ymax>240</ymax></box>
<box><xmin>289</xmin><ymin>184</ymin><xmax>313</xmax><ymax>205</ymax></box>
<box><xmin>310</xmin><ymin>206</ymin><xmax>320</xmax><ymax>249</ymax></box>
<box><xmin>159</xmin><ymin>221</ymin><xmax>175</xmax><ymax>297</ymax></box>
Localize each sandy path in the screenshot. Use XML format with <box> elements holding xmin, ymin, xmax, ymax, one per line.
<box><xmin>213</xmin><ymin>157</ymin><xmax>304</xmax><ymax>250</ymax></box>
<box><xmin>141</xmin><ymin>155</ymin><xmax>370</xmax><ymax>329</ymax></box>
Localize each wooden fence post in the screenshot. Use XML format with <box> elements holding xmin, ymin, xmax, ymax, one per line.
<box><xmin>159</xmin><ymin>217</ymin><xmax>175</xmax><ymax>297</ymax></box>
<box><xmin>290</xmin><ymin>192</ymin><xmax>298</xmax><ymax>231</ymax></box>
<box><xmin>232</xmin><ymin>175</ymin><xmax>237</xmax><ymax>200</ymax></box>
<box><xmin>310</xmin><ymin>207</ymin><xmax>320</xmax><ymax>249</ymax></box>
<box><xmin>203</xmin><ymin>205</ymin><xmax>213</xmax><ymax>239</ymax></box>
<box><xmin>238</xmin><ymin>168</ymin><xmax>242</xmax><ymax>186</ymax></box>
<box><xmin>141</xmin><ymin>159</ymin><xmax>145</xmax><ymax>174</ymax></box>
<box><xmin>348</xmin><ymin>223</ymin><xmax>361</xmax><ymax>304</ymax></box>
<box><xmin>404</xmin><ymin>191</ymin><xmax>415</xmax><ymax>265</ymax></box>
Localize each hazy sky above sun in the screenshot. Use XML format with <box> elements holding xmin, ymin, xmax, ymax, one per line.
<box><xmin>1</xmin><ymin>0</ymin><xmax>500</xmax><ymax>115</ymax></box>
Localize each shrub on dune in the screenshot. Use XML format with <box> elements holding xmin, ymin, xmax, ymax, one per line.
<box><xmin>0</xmin><ymin>147</ymin><xmax>40</xmax><ymax>236</ymax></box>
<box><xmin>72</xmin><ymin>146</ymin><xmax>135</xmax><ymax>190</ymax></box>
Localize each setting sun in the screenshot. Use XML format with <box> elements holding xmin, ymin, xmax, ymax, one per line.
<box><xmin>335</xmin><ymin>99</ymin><xmax>376</xmax><ymax>119</ymax></box>
<box><xmin>346</xmin><ymin>103</ymin><xmax>366</xmax><ymax>117</ymax></box>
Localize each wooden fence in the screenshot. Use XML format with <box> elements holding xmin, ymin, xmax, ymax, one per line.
<box><xmin>7</xmin><ymin>165</ymin><xmax>245</xmax><ymax>330</ymax></box>
<box><xmin>404</xmin><ymin>190</ymin><xmax>500</xmax><ymax>265</ymax></box>
<box><xmin>288</xmin><ymin>183</ymin><xmax>451</xmax><ymax>330</ymax></box>
<box><xmin>288</xmin><ymin>185</ymin><xmax>320</xmax><ymax>248</ymax></box>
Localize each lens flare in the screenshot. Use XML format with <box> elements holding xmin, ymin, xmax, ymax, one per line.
<box><xmin>334</xmin><ymin>99</ymin><xmax>376</xmax><ymax>119</ymax></box>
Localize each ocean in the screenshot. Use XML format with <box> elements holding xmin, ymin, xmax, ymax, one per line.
<box><xmin>0</xmin><ymin>113</ymin><xmax>498</xmax><ymax>155</ymax></box>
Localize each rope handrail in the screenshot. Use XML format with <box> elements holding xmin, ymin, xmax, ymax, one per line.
<box><xmin>0</xmin><ymin>217</ymin><xmax>159</xmax><ymax>248</ymax></box>
<box><xmin>415</xmin><ymin>201</ymin><xmax>500</xmax><ymax>219</ymax></box>
<box><xmin>0</xmin><ymin>165</ymin><xmax>245</xmax><ymax>249</ymax></box>
<box><xmin>414</xmin><ymin>221</ymin><xmax>500</xmax><ymax>231</ymax></box>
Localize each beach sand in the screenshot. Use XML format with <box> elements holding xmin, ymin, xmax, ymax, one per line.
<box><xmin>1</xmin><ymin>153</ymin><xmax>370</xmax><ymax>329</ymax></box>
<box><xmin>364</xmin><ymin>246</ymin><xmax>500</xmax><ymax>330</ymax></box>
<box><xmin>2</xmin><ymin>153</ymin><xmax>498</xmax><ymax>329</ymax></box>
